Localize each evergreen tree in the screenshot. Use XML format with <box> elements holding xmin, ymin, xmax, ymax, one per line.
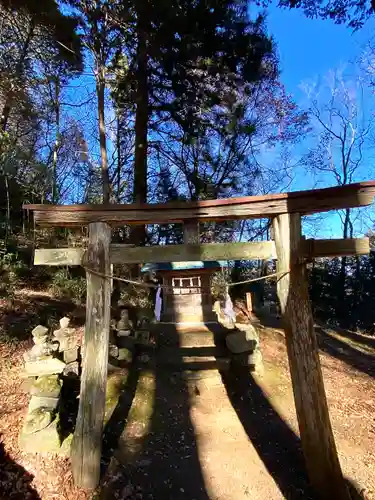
<box><xmin>111</xmin><ymin>0</ymin><xmax>278</xmax><ymax>243</ymax></box>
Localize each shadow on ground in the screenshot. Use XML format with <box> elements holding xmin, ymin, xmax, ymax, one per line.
<box><xmin>100</xmin><ymin>323</ymin><xmax>210</xmax><ymax>500</ymax></box>
<box><xmin>330</xmin><ymin>327</ymin><xmax>375</xmax><ymax>351</ymax></box>
<box><xmin>102</xmin><ymin>367</ymin><xmax>140</xmax><ymax>471</ymax></box>
<box><xmin>221</xmin><ymin>368</ymin><xmax>315</xmax><ymax>499</ymax></box>
<box><xmin>256</xmin><ymin>314</ymin><xmax>375</xmax><ymax>379</ymax></box>
<box><xmin>0</xmin><ymin>438</ymin><xmax>40</xmax><ymax>499</ymax></box>
<box><xmin>205</xmin><ymin>317</ymin><xmax>316</xmax><ymax>500</ymax></box>
<box><xmin>315</xmin><ymin>327</ymin><xmax>375</xmax><ymax>378</ymax></box>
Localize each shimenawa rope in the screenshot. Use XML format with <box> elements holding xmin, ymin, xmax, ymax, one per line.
<box><xmin>82</xmin><ymin>265</ymin><xmax>290</xmax><ymax>290</ymax></box>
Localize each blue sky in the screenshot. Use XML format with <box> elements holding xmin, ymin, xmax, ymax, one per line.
<box><xmin>261</xmin><ymin>7</ymin><xmax>375</xmax><ymax>237</ymax></box>
<box><xmin>63</xmin><ymin>6</ymin><xmax>375</xmax><ymax>237</ymax></box>
<box><xmin>265</xmin><ymin>6</ymin><xmax>375</xmax><ymax>101</ymax></box>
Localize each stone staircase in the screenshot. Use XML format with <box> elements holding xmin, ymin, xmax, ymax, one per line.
<box><xmin>147</xmin><ymin>322</ymin><xmax>232</xmax><ymax>374</ymax></box>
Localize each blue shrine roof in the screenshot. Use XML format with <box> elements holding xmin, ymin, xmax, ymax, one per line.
<box><xmin>141</xmin><ymin>261</ymin><xmax>226</xmax><ymax>272</ymax></box>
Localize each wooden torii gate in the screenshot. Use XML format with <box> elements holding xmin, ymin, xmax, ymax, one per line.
<box><xmin>24</xmin><ymin>181</ymin><xmax>375</xmax><ymax>499</ymax></box>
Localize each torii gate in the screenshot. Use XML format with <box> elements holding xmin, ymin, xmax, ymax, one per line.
<box><xmin>24</xmin><ymin>181</ymin><xmax>375</xmax><ymax>499</ymax></box>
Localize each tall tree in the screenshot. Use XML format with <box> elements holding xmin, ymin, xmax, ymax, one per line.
<box><xmin>0</xmin><ymin>0</ymin><xmax>82</xmax><ymax>134</ymax></box>
<box><xmin>302</xmin><ymin>69</ymin><xmax>374</xmax><ymax>238</ymax></box>
<box><xmin>66</xmin><ymin>0</ymin><xmax>124</xmax><ymax>203</ymax></box>
<box><xmin>112</xmin><ymin>1</ymin><xmax>278</xmax><ymax>244</ymax></box>
<box><xmin>302</xmin><ymin>68</ymin><xmax>374</xmax><ymax>313</ymax></box>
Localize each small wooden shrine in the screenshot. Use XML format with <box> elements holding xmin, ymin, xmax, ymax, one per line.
<box><xmin>142</xmin><ymin>261</ymin><xmax>223</xmax><ymax>322</ymax></box>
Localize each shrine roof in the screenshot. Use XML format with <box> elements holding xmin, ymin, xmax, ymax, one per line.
<box><xmin>141</xmin><ymin>261</ymin><xmax>226</xmax><ymax>272</ymax></box>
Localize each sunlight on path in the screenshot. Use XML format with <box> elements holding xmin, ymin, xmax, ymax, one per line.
<box><xmin>190</xmin><ymin>382</ymin><xmax>285</xmax><ymax>500</ymax></box>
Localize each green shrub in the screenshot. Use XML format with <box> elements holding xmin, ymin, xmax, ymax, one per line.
<box><xmin>0</xmin><ymin>250</ymin><xmax>29</xmax><ymax>284</ymax></box>
<box><xmin>211</xmin><ymin>269</ymin><xmax>231</xmax><ymax>301</ymax></box>
<box><xmin>119</xmin><ymin>284</ymin><xmax>153</xmax><ymax>309</ymax></box>
<box><xmin>50</xmin><ymin>269</ymin><xmax>86</xmax><ymax>303</ymax></box>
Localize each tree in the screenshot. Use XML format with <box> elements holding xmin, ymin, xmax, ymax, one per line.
<box><xmin>0</xmin><ymin>0</ymin><xmax>82</xmax><ymax>134</ymax></box>
<box><xmin>150</xmin><ymin>63</ymin><xmax>308</xmax><ymax>244</ymax></box>
<box><xmin>66</xmin><ymin>0</ymin><xmax>125</xmax><ymax>203</ymax></box>
<box><xmin>0</xmin><ymin>0</ymin><xmax>83</xmax><ymax>241</ymax></box>
<box><xmin>112</xmin><ymin>1</ymin><xmax>278</xmax><ymax>244</ymax></box>
<box><xmin>302</xmin><ymin>69</ymin><xmax>374</xmax><ymax>238</ymax></box>
<box><xmin>302</xmin><ymin>68</ymin><xmax>375</xmax><ymax>317</ymax></box>
<box><xmin>275</xmin><ymin>0</ymin><xmax>375</xmax><ymax>29</ymax></box>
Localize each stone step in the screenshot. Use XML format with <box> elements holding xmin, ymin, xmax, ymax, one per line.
<box><xmin>156</xmin><ymin>346</ymin><xmax>230</xmax><ymax>372</ymax></box>
<box><xmin>154</xmin><ymin>321</ymin><xmax>226</xmax><ymax>333</ymax></box>
<box><xmin>160</xmin><ymin>345</ymin><xmax>228</xmax><ymax>358</ymax></box>
<box><xmin>161</xmin><ymin>312</ymin><xmax>218</xmax><ymax>323</ymax></box>
<box><xmin>151</xmin><ymin>323</ymin><xmax>231</xmax><ymax>348</ymax></box>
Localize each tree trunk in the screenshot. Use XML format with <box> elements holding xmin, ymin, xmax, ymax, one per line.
<box><xmin>339</xmin><ymin>208</ymin><xmax>352</xmax><ymax>316</ymax></box>
<box><xmin>4</xmin><ymin>174</ymin><xmax>11</xmax><ymax>245</ymax></box>
<box><xmin>116</xmin><ymin>113</ymin><xmax>121</xmax><ymax>203</ymax></box>
<box><xmin>51</xmin><ymin>79</ymin><xmax>60</xmax><ymax>204</ymax></box>
<box><xmin>0</xmin><ymin>100</ymin><xmax>12</xmax><ymax>134</ymax></box>
<box><xmin>97</xmin><ymin>71</ymin><xmax>110</xmax><ymax>203</ymax></box>
<box><xmin>131</xmin><ymin>7</ymin><xmax>148</xmax><ymax>245</ymax></box>
<box><xmin>0</xmin><ymin>21</ymin><xmax>34</xmax><ymax>132</ymax></box>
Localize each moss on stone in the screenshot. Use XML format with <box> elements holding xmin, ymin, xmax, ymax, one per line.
<box><xmin>127</xmin><ymin>373</ymin><xmax>155</xmax><ymax>424</ymax></box>
<box><xmin>104</xmin><ymin>371</ymin><xmax>129</xmax><ymax>422</ymax></box>
<box><xmin>31</xmin><ymin>375</ymin><xmax>62</xmax><ymax>398</ymax></box>
<box><xmin>23</xmin><ymin>407</ymin><xmax>53</xmax><ymax>434</ymax></box>
<box><xmin>117</xmin><ymin>370</ymin><xmax>156</xmax><ymax>463</ymax></box>
<box><xmin>59</xmin><ymin>433</ymin><xmax>73</xmax><ymax>456</ymax></box>
<box><xmin>19</xmin><ymin>418</ymin><xmax>61</xmax><ymax>454</ymax></box>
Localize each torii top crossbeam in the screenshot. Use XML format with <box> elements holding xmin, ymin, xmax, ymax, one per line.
<box><xmin>24</xmin><ymin>181</ymin><xmax>375</xmax><ymax>226</ymax></box>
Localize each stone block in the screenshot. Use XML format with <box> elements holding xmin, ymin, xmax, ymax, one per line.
<box><xmin>33</xmin><ymin>335</ymin><xmax>48</xmax><ymax>345</ymax></box>
<box><xmin>31</xmin><ymin>375</ymin><xmax>61</xmax><ymax>398</ymax></box>
<box><xmin>63</xmin><ymin>361</ymin><xmax>79</xmax><ymax>377</ymax></box>
<box><xmin>21</xmin><ymin>377</ymin><xmax>36</xmax><ymax>393</ymax></box>
<box><xmin>109</xmin><ymin>344</ymin><xmax>119</xmax><ymax>358</ymax></box>
<box><xmin>226</xmin><ymin>325</ymin><xmax>259</xmax><ymax>354</ymax></box>
<box><xmin>117</xmin><ymin>309</ymin><xmax>132</xmax><ymax>331</ymax></box>
<box><xmin>59</xmin><ymin>433</ymin><xmax>73</xmax><ymax>457</ymax></box>
<box><xmin>28</xmin><ymin>395</ymin><xmax>59</xmax><ymax>412</ymax></box>
<box><xmin>24</xmin><ymin>357</ymin><xmax>66</xmax><ymax>377</ymax></box>
<box><xmin>63</xmin><ymin>347</ymin><xmax>78</xmax><ymax>364</ymax></box>
<box><xmin>108</xmin><ymin>362</ymin><xmax>121</xmax><ymax>373</ymax></box>
<box><xmin>19</xmin><ymin>418</ymin><xmax>61</xmax><ymax>454</ymax></box>
<box><xmin>234</xmin><ymin>322</ymin><xmax>259</xmax><ymax>334</ymax></box>
<box><xmin>117</xmin><ymin>348</ymin><xmax>132</xmax><ymax>363</ymax></box>
<box><xmin>117</xmin><ymin>336</ymin><xmax>135</xmax><ymax>350</ymax></box>
<box><xmin>59</xmin><ymin>317</ymin><xmax>70</xmax><ymax>329</ymax></box>
<box><xmin>248</xmin><ymin>349</ymin><xmax>263</xmax><ymax>369</ymax></box>
<box><xmin>24</xmin><ymin>343</ymin><xmax>58</xmax><ymax>362</ymax></box>
<box><xmin>54</xmin><ymin>328</ymin><xmax>79</xmax><ymax>351</ymax></box>
<box><xmin>139</xmin><ymin>354</ymin><xmax>150</xmax><ymax>364</ymax></box>
<box><xmin>232</xmin><ymin>349</ymin><xmax>263</xmax><ymax>370</ymax></box>
<box><xmin>118</xmin><ymin>329</ymin><xmax>132</xmax><ymax>337</ymax></box>
<box><xmin>32</xmin><ymin>325</ymin><xmax>48</xmax><ymax>339</ymax></box>
<box><xmin>23</xmin><ymin>407</ymin><xmax>53</xmax><ymax>434</ymax></box>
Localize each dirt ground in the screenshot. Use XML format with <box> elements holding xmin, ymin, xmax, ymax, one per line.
<box><xmin>0</xmin><ymin>291</ymin><xmax>374</xmax><ymax>499</ymax></box>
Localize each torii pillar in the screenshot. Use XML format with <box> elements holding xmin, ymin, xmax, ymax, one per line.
<box><xmin>273</xmin><ymin>213</ymin><xmax>350</xmax><ymax>500</ymax></box>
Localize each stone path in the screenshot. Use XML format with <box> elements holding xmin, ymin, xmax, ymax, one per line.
<box><xmin>100</xmin><ymin>325</ymin><xmax>314</xmax><ymax>499</ymax></box>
